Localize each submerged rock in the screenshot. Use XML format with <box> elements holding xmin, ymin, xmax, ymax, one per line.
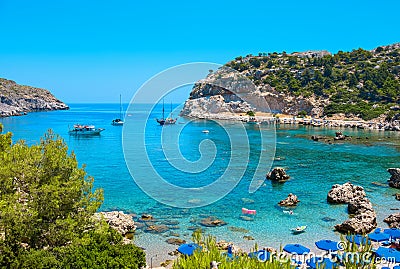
<box><xmin>140</xmin><ymin>214</ymin><xmax>154</xmax><ymax>221</ymax></box>
<box><xmin>166</xmin><ymin>238</ymin><xmax>186</xmax><ymax>245</ymax></box>
<box><xmin>94</xmin><ymin>211</ymin><xmax>136</xmax><ymax>236</ymax></box>
<box><xmin>243</xmin><ymin>235</ymin><xmax>255</xmax><ymax>240</ymax></box>
<box><xmin>278</xmin><ymin>193</ymin><xmax>300</xmax><ymax>207</ymax></box>
<box><xmin>145</xmin><ymin>225</ymin><xmax>169</xmax><ymax>234</ymax></box>
<box><xmin>266</xmin><ymin>167</ymin><xmax>290</xmax><ymax>182</ymax></box>
<box><xmin>200</xmin><ymin>216</ymin><xmax>227</xmax><ymax>227</ymax></box>
<box><xmin>327</xmin><ymin>182</ymin><xmax>366</xmax><ymax>204</ymax></box>
<box><xmin>384</xmin><ymin>213</ymin><xmax>400</xmax><ymax>228</ymax></box>
<box><xmin>228</xmin><ymin>226</ymin><xmax>249</xmax><ymax>233</ymax></box>
<box><xmin>388</xmin><ymin>168</ymin><xmax>400</xmax><ymax>188</ymax></box>
<box><xmin>321</xmin><ymin>217</ymin><xmax>336</xmax><ymax>222</ymax></box>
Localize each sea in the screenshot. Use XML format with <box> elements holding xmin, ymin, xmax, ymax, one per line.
<box><xmin>1</xmin><ymin>103</ymin><xmax>399</xmax><ymax>265</ymax></box>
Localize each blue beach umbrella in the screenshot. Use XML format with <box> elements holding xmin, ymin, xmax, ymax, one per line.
<box><xmin>384</xmin><ymin>228</ymin><xmax>400</xmax><ymax>239</ymax></box>
<box><xmin>306</xmin><ymin>257</ymin><xmax>335</xmax><ymax>269</ymax></box>
<box><xmin>374</xmin><ymin>247</ymin><xmax>400</xmax><ymax>263</ymax></box>
<box><xmin>346</xmin><ymin>235</ymin><xmax>370</xmax><ymax>245</ymax></box>
<box><xmin>177</xmin><ymin>243</ymin><xmax>201</xmax><ymax>256</ymax></box>
<box><xmin>368</xmin><ymin>231</ymin><xmax>391</xmax><ymax>242</ymax></box>
<box><xmin>283</xmin><ymin>244</ymin><xmax>310</xmax><ymax>254</ymax></box>
<box><xmin>248</xmin><ymin>250</ymin><xmax>270</xmax><ymax>261</ymax></box>
<box><xmin>315</xmin><ymin>240</ymin><xmax>340</xmax><ymax>251</ymax></box>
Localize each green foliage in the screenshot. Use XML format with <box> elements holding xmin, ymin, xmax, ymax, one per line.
<box><xmin>246</xmin><ymin>111</ymin><xmax>255</xmax><ymax>117</ymax></box>
<box><xmin>0</xmin><ymin>130</ymin><xmax>146</xmax><ymax>268</ymax></box>
<box><xmin>224</xmin><ymin>45</ymin><xmax>400</xmax><ymax>120</ymax></box>
<box><xmin>298</xmin><ymin>110</ymin><xmax>307</xmax><ymax>117</ymax></box>
<box><xmin>173</xmin><ymin>231</ymin><xmax>292</xmax><ymax>269</ymax></box>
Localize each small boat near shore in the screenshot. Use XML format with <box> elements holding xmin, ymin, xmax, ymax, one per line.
<box><xmin>68</xmin><ymin>124</ymin><xmax>105</xmax><ymax>135</ymax></box>
<box><xmin>291</xmin><ymin>225</ymin><xmax>307</xmax><ymax>234</ymax></box>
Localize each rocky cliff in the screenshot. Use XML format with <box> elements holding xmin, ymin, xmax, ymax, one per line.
<box><xmin>181</xmin><ymin>43</ymin><xmax>400</xmax><ymax>121</ymax></box>
<box><xmin>0</xmin><ymin>78</ymin><xmax>69</xmax><ymax>117</ymax></box>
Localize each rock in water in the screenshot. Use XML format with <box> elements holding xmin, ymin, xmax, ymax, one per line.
<box><xmin>200</xmin><ymin>216</ymin><xmax>227</xmax><ymax>227</ymax></box>
<box><xmin>347</xmin><ymin>197</ymin><xmax>374</xmax><ymax>214</ymax></box>
<box><xmin>94</xmin><ymin>211</ymin><xmax>136</xmax><ymax>236</ymax></box>
<box><xmin>334</xmin><ymin>212</ymin><xmax>377</xmax><ymax>234</ymax></box>
<box><xmin>388</xmin><ymin>168</ymin><xmax>400</xmax><ymax>188</ymax></box>
<box><xmin>396</xmin><ymin>193</ymin><xmax>400</xmax><ymax>201</ymax></box>
<box><xmin>327</xmin><ymin>182</ymin><xmax>376</xmax><ymax>234</ymax></box>
<box><xmin>278</xmin><ymin>193</ymin><xmax>300</xmax><ymax>207</ymax></box>
<box><xmin>166</xmin><ymin>238</ymin><xmax>186</xmax><ymax>245</ymax></box>
<box><xmin>327</xmin><ymin>182</ymin><xmax>366</xmax><ymax>204</ymax></box>
<box><xmin>384</xmin><ymin>213</ymin><xmax>400</xmax><ymax>228</ymax></box>
<box><xmin>0</xmin><ymin>78</ymin><xmax>69</xmax><ymax>117</ymax></box>
<box><xmin>266</xmin><ymin>167</ymin><xmax>290</xmax><ymax>182</ymax></box>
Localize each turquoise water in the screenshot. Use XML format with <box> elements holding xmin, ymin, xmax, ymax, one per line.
<box><xmin>1</xmin><ymin>103</ymin><xmax>399</xmax><ymax>263</ymax></box>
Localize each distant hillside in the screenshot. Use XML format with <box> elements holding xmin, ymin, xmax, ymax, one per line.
<box><xmin>0</xmin><ymin>78</ymin><xmax>69</xmax><ymax>117</ymax></box>
<box><xmin>182</xmin><ymin>43</ymin><xmax>400</xmax><ymax>121</ymax></box>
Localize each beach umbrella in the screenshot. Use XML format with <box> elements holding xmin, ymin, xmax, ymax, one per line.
<box><xmin>283</xmin><ymin>244</ymin><xmax>310</xmax><ymax>254</ymax></box>
<box><xmin>346</xmin><ymin>235</ymin><xmax>369</xmax><ymax>245</ymax></box>
<box><xmin>177</xmin><ymin>243</ymin><xmax>201</xmax><ymax>256</ymax></box>
<box><xmin>368</xmin><ymin>231</ymin><xmax>391</xmax><ymax>242</ymax></box>
<box><xmin>384</xmin><ymin>228</ymin><xmax>400</xmax><ymax>239</ymax></box>
<box><xmin>306</xmin><ymin>257</ymin><xmax>335</xmax><ymax>269</ymax></box>
<box><xmin>374</xmin><ymin>247</ymin><xmax>400</xmax><ymax>263</ymax></box>
<box><xmin>248</xmin><ymin>250</ymin><xmax>270</xmax><ymax>261</ymax></box>
<box><xmin>315</xmin><ymin>239</ymin><xmax>340</xmax><ymax>251</ymax></box>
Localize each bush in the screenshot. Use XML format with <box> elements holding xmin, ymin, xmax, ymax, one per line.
<box><xmin>246</xmin><ymin>111</ymin><xmax>255</xmax><ymax>117</ymax></box>
<box><xmin>298</xmin><ymin>110</ymin><xmax>307</xmax><ymax>117</ymax></box>
<box><xmin>0</xmin><ymin>127</ymin><xmax>146</xmax><ymax>268</ymax></box>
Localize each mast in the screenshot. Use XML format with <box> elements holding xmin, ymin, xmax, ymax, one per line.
<box><xmin>170</xmin><ymin>102</ymin><xmax>173</xmax><ymax>118</ymax></box>
<box><xmin>119</xmin><ymin>94</ymin><xmax>122</xmax><ymax>119</ymax></box>
<box><xmin>162</xmin><ymin>99</ymin><xmax>165</xmax><ymax>120</ymax></box>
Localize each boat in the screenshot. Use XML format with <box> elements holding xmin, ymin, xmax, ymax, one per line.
<box><xmin>68</xmin><ymin>124</ymin><xmax>105</xmax><ymax>135</ymax></box>
<box><xmin>291</xmin><ymin>225</ymin><xmax>307</xmax><ymax>234</ymax></box>
<box><xmin>202</xmin><ymin>130</ymin><xmax>209</xmax><ymax>133</ymax></box>
<box><xmin>111</xmin><ymin>94</ymin><xmax>124</xmax><ymax>126</ymax></box>
<box><xmin>156</xmin><ymin>100</ymin><xmax>177</xmax><ymax>126</ymax></box>
<box><xmin>283</xmin><ymin>210</ymin><xmax>297</xmax><ymax>215</ymax></box>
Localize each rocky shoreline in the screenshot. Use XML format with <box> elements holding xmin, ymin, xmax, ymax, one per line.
<box><xmin>0</xmin><ymin>78</ymin><xmax>69</xmax><ymax>117</ymax></box>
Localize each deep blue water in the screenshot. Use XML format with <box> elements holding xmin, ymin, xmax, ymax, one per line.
<box><xmin>1</xmin><ymin>103</ymin><xmax>399</xmax><ymax>259</ymax></box>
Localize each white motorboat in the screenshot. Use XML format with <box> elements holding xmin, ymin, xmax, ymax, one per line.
<box><xmin>68</xmin><ymin>124</ymin><xmax>105</xmax><ymax>135</ymax></box>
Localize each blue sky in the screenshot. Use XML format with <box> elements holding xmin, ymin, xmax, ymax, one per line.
<box><xmin>0</xmin><ymin>0</ymin><xmax>399</xmax><ymax>103</ymax></box>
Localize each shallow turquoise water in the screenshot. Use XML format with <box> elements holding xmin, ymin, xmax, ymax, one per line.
<box><xmin>1</xmin><ymin>103</ymin><xmax>399</xmax><ymax>261</ymax></box>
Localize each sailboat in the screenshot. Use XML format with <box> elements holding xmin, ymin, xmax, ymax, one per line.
<box><xmin>156</xmin><ymin>100</ymin><xmax>177</xmax><ymax>126</ymax></box>
<box><xmin>111</xmin><ymin>94</ymin><xmax>124</xmax><ymax>126</ymax></box>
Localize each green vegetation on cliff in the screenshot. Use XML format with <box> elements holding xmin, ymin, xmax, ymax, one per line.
<box><xmin>0</xmin><ymin>125</ymin><xmax>145</xmax><ymax>268</ymax></box>
<box><xmin>225</xmin><ymin>44</ymin><xmax>400</xmax><ymax>120</ymax></box>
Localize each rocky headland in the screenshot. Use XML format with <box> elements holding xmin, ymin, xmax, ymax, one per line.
<box><xmin>0</xmin><ymin>78</ymin><xmax>68</xmax><ymax>117</ymax></box>
<box><xmin>180</xmin><ymin>43</ymin><xmax>400</xmax><ymax>131</ymax></box>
